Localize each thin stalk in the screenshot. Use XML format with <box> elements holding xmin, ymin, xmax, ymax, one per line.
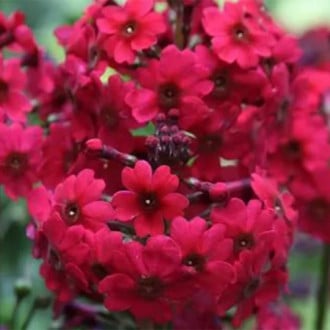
<box><xmin>21</xmin><ymin>301</ymin><xmax>37</xmax><ymax>330</ymax></box>
<box><xmin>9</xmin><ymin>297</ymin><xmax>22</xmax><ymax>330</ymax></box>
<box><xmin>315</xmin><ymin>243</ymin><xmax>330</xmax><ymax>330</ymax></box>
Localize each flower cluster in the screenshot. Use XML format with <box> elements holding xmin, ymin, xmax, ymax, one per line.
<box><xmin>0</xmin><ymin>0</ymin><xmax>329</xmax><ymax>329</ymax></box>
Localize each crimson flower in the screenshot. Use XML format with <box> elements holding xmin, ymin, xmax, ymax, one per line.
<box><xmin>211</xmin><ymin>198</ymin><xmax>276</xmax><ymax>258</ymax></box>
<box><xmin>0</xmin><ymin>123</ymin><xmax>42</xmax><ymax>199</ymax></box>
<box><xmin>112</xmin><ymin>160</ymin><xmax>189</xmax><ymax>237</ymax></box>
<box><xmin>99</xmin><ymin>236</ymin><xmax>192</xmax><ymax>323</ymax></box>
<box><xmin>203</xmin><ymin>2</ymin><xmax>275</xmax><ymax>68</ymax></box>
<box><xmin>218</xmin><ymin>249</ymin><xmax>288</xmax><ymax>327</ymax></box>
<box><xmin>126</xmin><ymin>45</ymin><xmax>213</xmax><ymax>123</ymax></box>
<box><xmin>0</xmin><ymin>56</ymin><xmax>31</xmax><ymax>121</ymax></box>
<box><xmin>53</xmin><ymin>169</ymin><xmax>114</xmax><ymax>231</ymax></box>
<box><xmin>97</xmin><ymin>0</ymin><xmax>166</xmax><ymax>63</ymax></box>
<box><xmin>170</xmin><ymin>216</ymin><xmax>235</xmax><ymax>294</ymax></box>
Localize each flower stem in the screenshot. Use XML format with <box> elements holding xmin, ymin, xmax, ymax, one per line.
<box><xmin>315</xmin><ymin>243</ymin><xmax>330</xmax><ymax>330</ymax></box>
<box><xmin>170</xmin><ymin>0</ymin><xmax>184</xmax><ymax>49</ymax></box>
<box><xmin>21</xmin><ymin>301</ymin><xmax>37</xmax><ymax>330</ymax></box>
<box><xmin>9</xmin><ymin>297</ymin><xmax>22</xmax><ymax>329</ymax></box>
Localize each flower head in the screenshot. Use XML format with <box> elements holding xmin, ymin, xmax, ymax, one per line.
<box><xmin>112</xmin><ymin>160</ymin><xmax>189</xmax><ymax>236</ymax></box>
<box><xmin>0</xmin><ymin>123</ymin><xmax>42</xmax><ymax>199</ymax></box>
<box><xmin>97</xmin><ymin>0</ymin><xmax>166</xmax><ymax>63</ymax></box>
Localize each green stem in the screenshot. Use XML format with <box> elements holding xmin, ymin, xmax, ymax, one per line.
<box><xmin>9</xmin><ymin>297</ymin><xmax>22</xmax><ymax>330</ymax></box>
<box><xmin>315</xmin><ymin>243</ymin><xmax>330</xmax><ymax>330</ymax></box>
<box><xmin>21</xmin><ymin>301</ymin><xmax>37</xmax><ymax>330</ymax></box>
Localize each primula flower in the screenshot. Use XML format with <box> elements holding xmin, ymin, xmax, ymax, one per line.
<box><xmin>126</xmin><ymin>45</ymin><xmax>213</xmax><ymax>123</ymax></box>
<box><xmin>211</xmin><ymin>198</ymin><xmax>276</xmax><ymax>258</ymax></box>
<box><xmin>39</xmin><ymin>123</ymin><xmax>77</xmax><ymax>189</ymax></box>
<box><xmin>251</xmin><ymin>172</ymin><xmax>297</xmax><ymax>223</ymax></box>
<box><xmin>268</xmin><ymin>114</ymin><xmax>330</xmax><ymax>182</ymax></box>
<box><xmin>202</xmin><ymin>2</ymin><xmax>275</xmax><ymax>68</ymax></box>
<box><xmin>97</xmin><ymin>75</ymin><xmax>137</xmax><ymax>153</ymax></box>
<box><xmin>0</xmin><ymin>56</ymin><xmax>31</xmax><ymax>121</ymax></box>
<box><xmin>256</xmin><ymin>303</ymin><xmax>301</xmax><ymax>330</ymax></box>
<box><xmin>99</xmin><ymin>235</ymin><xmax>192</xmax><ymax>323</ymax></box>
<box><xmin>112</xmin><ymin>160</ymin><xmax>189</xmax><ymax>236</ymax></box>
<box><xmin>52</xmin><ymin>169</ymin><xmax>114</xmax><ymax>231</ymax></box>
<box><xmin>170</xmin><ymin>216</ymin><xmax>235</xmax><ymax>294</ymax></box>
<box><xmin>218</xmin><ymin>250</ymin><xmax>288</xmax><ymax>327</ymax></box>
<box><xmin>97</xmin><ymin>0</ymin><xmax>166</xmax><ymax>63</ymax></box>
<box><xmin>0</xmin><ymin>123</ymin><xmax>42</xmax><ymax>199</ymax></box>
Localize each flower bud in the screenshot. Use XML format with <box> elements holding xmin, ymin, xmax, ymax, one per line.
<box><xmin>14</xmin><ymin>279</ymin><xmax>32</xmax><ymax>300</ymax></box>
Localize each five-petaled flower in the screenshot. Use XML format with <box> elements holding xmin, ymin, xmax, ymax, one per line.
<box><xmin>112</xmin><ymin>160</ymin><xmax>189</xmax><ymax>236</ymax></box>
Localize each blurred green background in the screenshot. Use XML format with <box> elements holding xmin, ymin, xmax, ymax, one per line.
<box><xmin>0</xmin><ymin>0</ymin><xmax>330</xmax><ymax>329</ymax></box>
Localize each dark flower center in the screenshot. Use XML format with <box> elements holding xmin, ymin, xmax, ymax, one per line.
<box><xmin>200</xmin><ymin>135</ymin><xmax>222</xmax><ymax>153</ymax></box>
<box><xmin>140</xmin><ymin>193</ymin><xmax>158</xmax><ymax>212</ymax></box>
<box><xmin>243</xmin><ymin>277</ymin><xmax>260</xmax><ymax>298</ymax></box>
<box><xmin>283</xmin><ymin>140</ymin><xmax>301</xmax><ymax>161</ymax></box>
<box><xmin>233</xmin><ymin>24</ymin><xmax>248</xmax><ymax>41</ymax></box>
<box><xmin>183</xmin><ymin>253</ymin><xmax>205</xmax><ymax>272</ymax></box>
<box><xmin>53</xmin><ymin>89</ymin><xmax>68</xmax><ymax>108</ymax></box>
<box><xmin>122</xmin><ymin>21</ymin><xmax>137</xmax><ymax>37</ymax></box>
<box><xmin>0</xmin><ymin>25</ymin><xmax>6</xmax><ymax>35</ymax></box>
<box><xmin>212</xmin><ymin>71</ymin><xmax>229</xmax><ymax>98</ymax></box>
<box><xmin>158</xmin><ymin>83</ymin><xmax>180</xmax><ymax>110</ymax></box>
<box><xmin>0</xmin><ymin>79</ymin><xmax>8</xmax><ymax>102</ymax></box>
<box><xmin>137</xmin><ymin>276</ymin><xmax>163</xmax><ymax>299</ymax></box>
<box><xmin>64</xmin><ymin>202</ymin><xmax>80</xmax><ymax>224</ymax></box>
<box><xmin>6</xmin><ymin>152</ymin><xmax>28</xmax><ymax>175</ymax></box>
<box><xmin>101</xmin><ymin>107</ymin><xmax>119</xmax><ymax>128</ymax></box>
<box><xmin>308</xmin><ymin>198</ymin><xmax>329</xmax><ymax>221</ymax></box>
<box><xmin>234</xmin><ymin>233</ymin><xmax>255</xmax><ymax>254</ymax></box>
<box><xmin>91</xmin><ymin>263</ymin><xmax>108</xmax><ymax>279</ymax></box>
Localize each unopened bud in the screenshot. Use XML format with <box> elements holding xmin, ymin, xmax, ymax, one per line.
<box><xmin>86</xmin><ymin>138</ymin><xmax>103</xmax><ymax>151</ymax></box>
<box><xmin>14</xmin><ymin>279</ymin><xmax>32</xmax><ymax>300</ymax></box>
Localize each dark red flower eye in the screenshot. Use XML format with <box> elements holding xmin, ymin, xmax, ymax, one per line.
<box><xmin>101</xmin><ymin>107</ymin><xmax>119</xmax><ymax>128</ymax></box>
<box><xmin>137</xmin><ymin>276</ymin><xmax>163</xmax><ymax>299</ymax></box>
<box><xmin>183</xmin><ymin>253</ymin><xmax>206</xmax><ymax>272</ymax></box>
<box><xmin>234</xmin><ymin>233</ymin><xmax>255</xmax><ymax>253</ymax></box>
<box><xmin>0</xmin><ymin>79</ymin><xmax>8</xmax><ymax>102</ymax></box>
<box><xmin>64</xmin><ymin>202</ymin><xmax>80</xmax><ymax>224</ymax></box>
<box><xmin>122</xmin><ymin>21</ymin><xmax>137</xmax><ymax>37</ymax></box>
<box><xmin>233</xmin><ymin>25</ymin><xmax>248</xmax><ymax>41</ymax></box>
<box><xmin>6</xmin><ymin>152</ymin><xmax>27</xmax><ymax>175</ymax></box>
<box><xmin>158</xmin><ymin>83</ymin><xmax>180</xmax><ymax>110</ymax></box>
<box><xmin>140</xmin><ymin>193</ymin><xmax>158</xmax><ymax>211</ymax></box>
<box><xmin>283</xmin><ymin>140</ymin><xmax>302</xmax><ymax>160</ymax></box>
<box><xmin>308</xmin><ymin>199</ymin><xmax>329</xmax><ymax>221</ymax></box>
<box><xmin>200</xmin><ymin>135</ymin><xmax>222</xmax><ymax>153</ymax></box>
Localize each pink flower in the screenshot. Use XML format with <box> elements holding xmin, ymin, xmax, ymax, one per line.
<box><xmin>0</xmin><ymin>123</ymin><xmax>42</xmax><ymax>199</ymax></box>
<box><xmin>203</xmin><ymin>2</ymin><xmax>275</xmax><ymax>68</ymax></box>
<box><xmin>126</xmin><ymin>45</ymin><xmax>213</xmax><ymax>123</ymax></box>
<box><xmin>218</xmin><ymin>249</ymin><xmax>288</xmax><ymax>327</ymax></box>
<box><xmin>0</xmin><ymin>56</ymin><xmax>31</xmax><ymax>121</ymax></box>
<box><xmin>97</xmin><ymin>0</ymin><xmax>166</xmax><ymax>63</ymax></box>
<box><xmin>99</xmin><ymin>235</ymin><xmax>192</xmax><ymax>323</ymax></box>
<box><xmin>112</xmin><ymin>160</ymin><xmax>189</xmax><ymax>236</ymax></box>
<box><xmin>170</xmin><ymin>216</ymin><xmax>235</xmax><ymax>294</ymax></box>
<box><xmin>97</xmin><ymin>75</ymin><xmax>137</xmax><ymax>153</ymax></box>
<box><xmin>211</xmin><ymin>198</ymin><xmax>276</xmax><ymax>259</ymax></box>
<box><xmin>53</xmin><ymin>169</ymin><xmax>114</xmax><ymax>231</ymax></box>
